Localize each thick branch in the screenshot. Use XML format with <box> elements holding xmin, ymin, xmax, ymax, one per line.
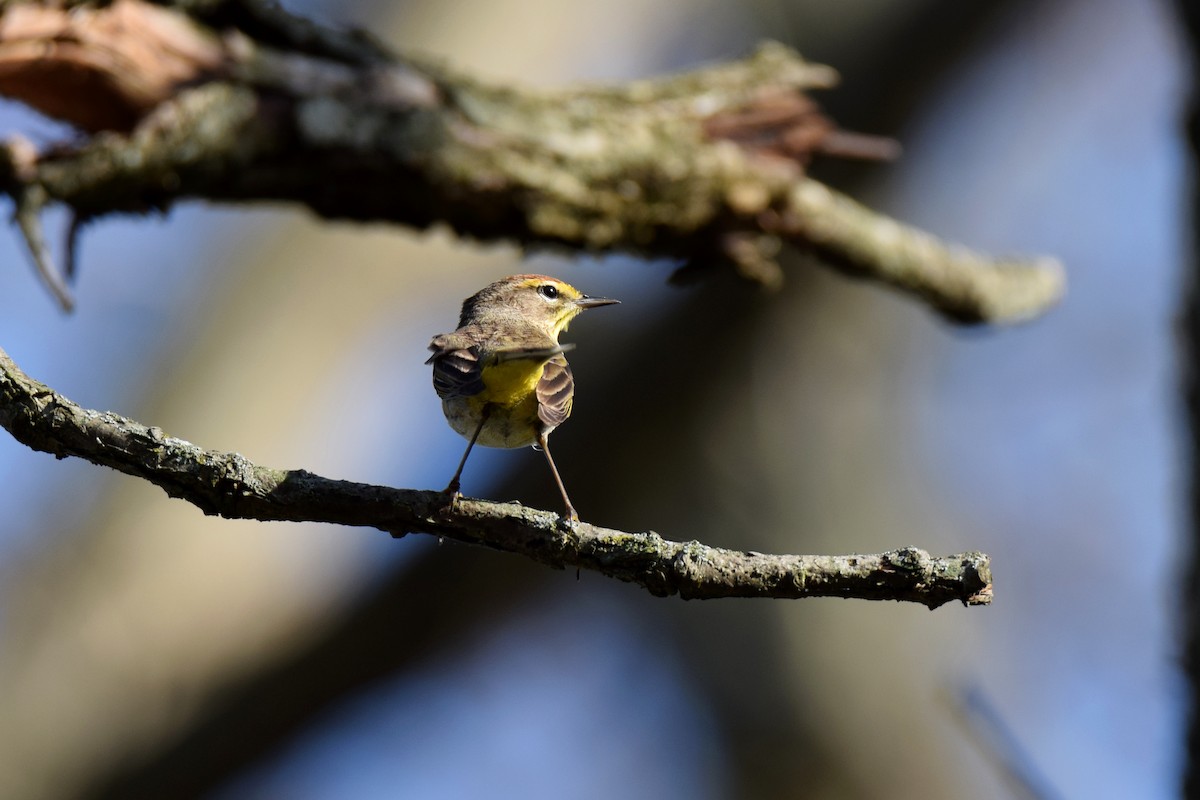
<box><xmin>0</xmin><ymin>346</ymin><xmax>990</xmax><ymax>608</ymax></box>
<box><xmin>0</xmin><ymin>0</ymin><xmax>1062</xmax><ymax>323</ymax></box>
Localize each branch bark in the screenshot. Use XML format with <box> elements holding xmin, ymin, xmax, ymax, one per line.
<box><xmin>0</xmin><ymin>0</ymin><xmax>1062</xmax><ymax>322</ymax></box>
<box><xmin>0</xmin><ymin>345</ymin><xmax>991</xmax><ymax>608</ymax></box>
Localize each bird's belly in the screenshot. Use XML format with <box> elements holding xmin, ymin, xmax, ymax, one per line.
<box><xmin>443</xmin><ymin>393</ymin><xmax>541</xmax><ymax>449</ymax></box>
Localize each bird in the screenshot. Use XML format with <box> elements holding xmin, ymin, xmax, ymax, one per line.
<box><xmin>427</xmin><ymin>274</ymin><xmax>619</xmax><ymax>521</ymax></box>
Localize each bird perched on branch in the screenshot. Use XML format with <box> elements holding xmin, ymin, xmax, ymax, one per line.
<box><xmin>427</xmin><ymin>274</ymin><xmax>619</xmax><ymax>521</ymax></box>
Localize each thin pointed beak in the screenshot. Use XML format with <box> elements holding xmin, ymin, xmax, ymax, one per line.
<box><xmin>576</xmin><ymin>295</ymin><xmax>620</xmax><ymax>309</ymax></box>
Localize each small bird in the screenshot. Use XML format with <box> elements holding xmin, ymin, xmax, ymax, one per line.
<box><xmin>427</xmin><ymin>274</ymin><xmax>619</xmax><ymax>521</ymax></box>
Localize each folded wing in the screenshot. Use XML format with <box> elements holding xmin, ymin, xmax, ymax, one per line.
<box><xmin>427</xmin><ymin>334</ymin><xmax>485</xmax><ymax>400</ymax></box>
<box><xmin>536</xmin><ymin>353</ymin><xmax>574</xmax><ymax>430</ymax></box>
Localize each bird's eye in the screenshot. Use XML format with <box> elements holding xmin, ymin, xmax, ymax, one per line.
<box><xmin>537</xmin><ymin>284</ymin><xmax>558</xmax><ymax>300</ymax></box>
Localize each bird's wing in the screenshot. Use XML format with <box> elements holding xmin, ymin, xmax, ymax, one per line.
<box><xmin>427</xmin><ymin>333</ymin><xmax>485</xmax><ymax>400</ymax></box>
<box><xmin>493</xmin><ymin>342</ymin><xmax>575</xmax><ymax>363</ymax></box>
<box><xmin>536</xmin><ymin>352</ymin><xmax>574</xmax><ymax>430</ymax></box>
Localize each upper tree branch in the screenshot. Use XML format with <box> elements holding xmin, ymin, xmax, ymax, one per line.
<box><xmin>0</xmin><ymin>0</ymin><xmax>1062</xmax><ymax>322</ymax></box>
<box><xmin>0</xmin><ymin>345</ymin><xmax>991</xmax><ymax>608</ymax></box>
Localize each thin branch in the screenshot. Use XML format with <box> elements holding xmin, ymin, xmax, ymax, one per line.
<box><xmin>946</xmin><ymin>684</ymin><xmax>1065</xmax><ymax>800</ymax></box>
<box><xmin>0</xmin><ymin>134</ymin><xmax>74</xmax><ymax>309</ymax></box>
<box><xmin>63</xmin><ymin>211</ymin><xmax>83</xmax><ymax>284</ymax></box>
<box><xmin>0</xmin><ymin>0</ymin><xmax>1063</xmax><ymax>323</ymax></box>
<box><xmin>0</xmin><ymin>345</ymin><xmax>991</xmax><ymax>608</ymax></box>
<box><xmin>13</xmin><ymin>184</ymin><xmax>74</xmax><ymax>311</ymax></box>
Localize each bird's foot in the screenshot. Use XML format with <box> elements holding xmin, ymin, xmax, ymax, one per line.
<box><xmin>438</xmin><ymin>481</ymin><xmax>463</xmax><ymax>514</ymax></box>
<box><xmin>556</xmin><ymin>506</ymin><xmax>580</xmax><ymax>531</ymax></box>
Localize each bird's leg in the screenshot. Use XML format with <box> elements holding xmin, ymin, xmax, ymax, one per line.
<box><xmin>444</xmin><ymin>406</ymin><xmax>489</xmax><ymax>502</ymax></box>
<box><xmin>538</xmin><ymin>431</ymin><xmax>579</xmax><ymax>522</ymax></box>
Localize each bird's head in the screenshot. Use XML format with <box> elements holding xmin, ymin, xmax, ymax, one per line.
<box><xmin>458</xmin><ymin>274</ymin><xmax>619</xmax><ymax>337</ymax></box>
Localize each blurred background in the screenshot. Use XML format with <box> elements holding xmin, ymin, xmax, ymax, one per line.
<box><xmin>0</xmin><ymin>0</ymin><xmax>1188</xmax><ymax>797</ymax></box>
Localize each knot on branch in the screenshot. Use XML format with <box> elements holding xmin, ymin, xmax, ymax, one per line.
<box><xmin>670</xmin><ymin>540</ymin><xmax>712</xmax><ymax>591</ymax></box>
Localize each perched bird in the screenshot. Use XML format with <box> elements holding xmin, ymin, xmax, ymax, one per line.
<box><xmin>427</xmin><ymin>274</ymin><xmax>619</xmax><ymax>520</ymax></box>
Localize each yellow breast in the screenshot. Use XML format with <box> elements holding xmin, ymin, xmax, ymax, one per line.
<box><xmin>480</xmin><ymin>359</ymin><xmax>544</xmax><ymax>407</ymax></box>
<box><xmin>440</xmin><ymin>358</ymin><xmax>547</xmax><ymax>449</ymax></box>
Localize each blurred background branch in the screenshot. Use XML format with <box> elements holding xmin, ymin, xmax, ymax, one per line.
<box><xmin>1177</xmin><ymin>0</ymin><xmax>1200</xmax><ymax>794</ymax></box>
<box><xmin>0</xmin><ymin>0</ymin><xmax>1062</xmax><ymax>321</ymax></box>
